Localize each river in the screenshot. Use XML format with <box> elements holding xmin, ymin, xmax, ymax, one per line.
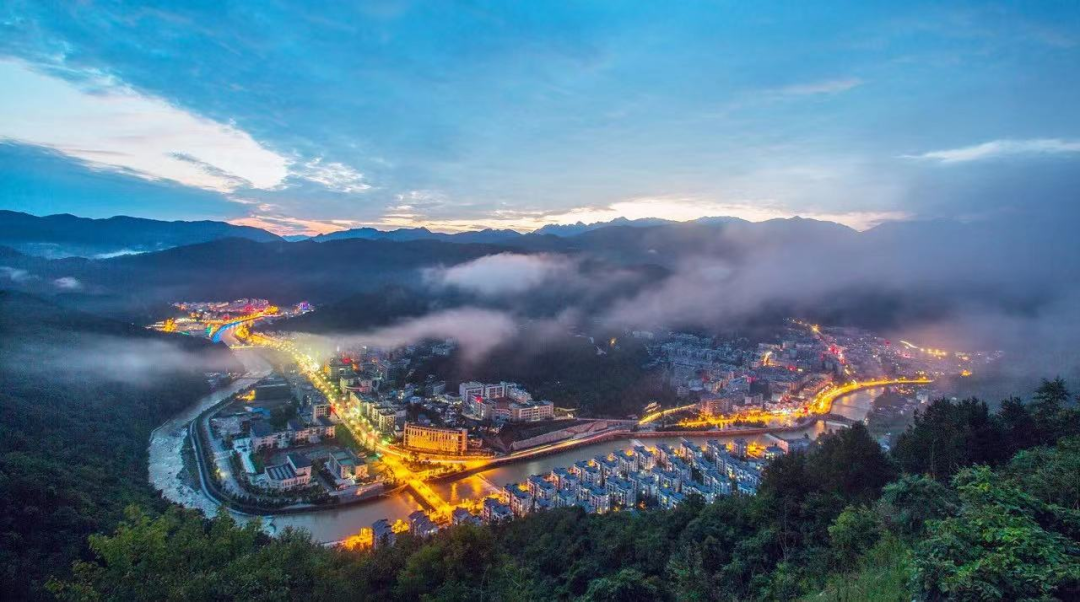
<box><xmin>147</xmin><ymin>344</ymin><xmax>272</xmax><ymax>516</ymax></box>
<box><xmin>149</xmin><ymin>369</ymin><xmax>883</xmax><ymax>543</ymax></box>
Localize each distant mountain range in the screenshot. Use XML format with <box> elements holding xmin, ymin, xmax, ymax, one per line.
<box><xmin>311</xmin><ymin>226</ymin><xmax>524</xmax><ymax>244</ymax></box>
<box><xmin>1</xmin><ymin>209</ymin><xmax>1076</xmax><ymax>342</ymax></box>
<box><xmin>0</xmin><ymin>210</ymin><xmax>847</xmax><ymax>259</ymax></box>
<box><xmin>0</xmin><ymin>211</ymin><xmax>282</xmax><ymax>258</ymax></box>
<box><xmin>312</xmin><ymin>215</ymin><xmax>754</xmax><ymax>243</ymax></box>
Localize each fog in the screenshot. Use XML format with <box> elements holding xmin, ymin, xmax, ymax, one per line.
<box><xmin>261</xmin><ymin>215</ymin><xmax>1080</xmax><ymax>384</ymax></box>
<box><xmin>423</xmin><ymin>253</ymin><xmax>576</xmax><ymax>296</ymax></box>
<box><xmin>331</xmin><ymin>307</ymin><xmax>519</xmax><ymax>363</ymax></box>
<box><xmin>6</xmin><ymin>335</ymin><xmax>234</xmax><ymax>385</ymax></box>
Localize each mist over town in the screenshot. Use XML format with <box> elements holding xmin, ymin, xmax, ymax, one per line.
<box><xmin>2</xmin><ymin>2</ymin><xmax>1079</xmax><ymax>600</ymax></box>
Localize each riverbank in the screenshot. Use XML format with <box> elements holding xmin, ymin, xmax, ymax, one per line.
<box><xmin>152</xmin><ymin>375</ymin><xmax>885</xmax><ymax>543</ymax></box>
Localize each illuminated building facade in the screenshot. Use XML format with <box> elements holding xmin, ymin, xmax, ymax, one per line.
<box><xmin>402</xmin><ymin>423</ymin><xmax>468</xmax><ymax>455</ymax></box>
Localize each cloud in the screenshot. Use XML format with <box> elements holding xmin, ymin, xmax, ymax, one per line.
<box><xmin>777</xmin><ymin>77</ymin><xmax>864</xmax><ymax>96</ymax></box>
<box><xmin>0</xmin><ymin>266</ymin><xmax>36</xmax><ymax>283</ymax></box>
<box><xmin>335</xmin><ymin>308</ymin><xmax>519</xmax><ymax>362</ymax></box>
<box><xmin>904</xmin><ymin>139</ymin><xmax>1080</xmax><ymax>164</ymax></box>
<box><xmin>0</xmin><ymin>59</ymin><xmax>290</xmax><ymax>193</ymax></box>
<box><xmin>295</xmin><ymin>158</ymin><xmax>372</xmax><ymax>193</ymax></box>
<box><xmin>7</xmin><ymin>335</ymin><xmax>234</xmax><ymax>385</ymax></box>
<box><xmin>424</xmin><ymin>253</ymin><xmax>575</xmax><ymax>296</ymax></box>
<box><xmin>228</xmin><ymin>214</ymin><xmax>358</xmax><ymax>236</ymax></box>
<box><xmin>52</xmin><ymin>276</ymin><xmax>83</xmax><ymax>290</ymax></box>
<box><xmin>537</xmin><ymin>197</ymin><xmax>907</xmax><ymax>232</ymax></box>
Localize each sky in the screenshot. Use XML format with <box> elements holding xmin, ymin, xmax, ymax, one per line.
<box><xmin>1</xmin><ymin>1</ymin><xmax>1079</xmax><ymax>235</ymax></box>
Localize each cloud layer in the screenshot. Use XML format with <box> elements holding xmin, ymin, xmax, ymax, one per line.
<box><xmin>334</xmin><ymin>308</ymin><xmax>519</xmax><ymax>363</ymax></box>
<box><xmin>905</xmin><ymin>139</ymin><xmax>1080</xmax><ymax>164</ymax></box>
<box><xmin>424</xmin><ymin>253</ymin><xmax>576</xmax><ymax>296</ymax></box>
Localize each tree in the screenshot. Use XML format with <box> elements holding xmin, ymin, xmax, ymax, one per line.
<box><xmin>808</xmin><ymin>423</ymin><xmax>896</xmax><ymax>504</ymax></box>
<box><xmin>828</xmin><ymin>506</ymin><xmax>881</xmax><ymax>567</ymax></box>
<box><xmin>581</xmin><ymin>568</ymin><xmax>661</xmax><ymax>602</ymax></box>
<box><xmin>997</xmin><ymin>396</ymin><xmax>1038</xmax><ymax>456</ymax></box>
<box><xmin>912</xmin><ymin>466</ymin><xmax>1080</xmax><ymax>600</ymax></box>
<box><xmin>892</xmin><ymin>398</ymin><xmax>1005</xmax><ymax>480</ymax></box>
<box><xmin>1030</xmin><ymin>377</ymin><xmax>1077</xmax><ymax>443</ymax></box>
<box><xmin>876</xmin><ymin>474</ymin><xmax>956</xmax><ymax>540</ymax></box>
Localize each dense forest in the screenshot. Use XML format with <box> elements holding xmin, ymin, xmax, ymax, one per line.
<box><xmin>40</xmin><ymin>378</ymin><xmax>1080</xmax><ymax>601</ymax></box>
<box><xmin>0</xmin><ymin>292</ymin><xmax>238</xmax><ymax>599</ymax></box>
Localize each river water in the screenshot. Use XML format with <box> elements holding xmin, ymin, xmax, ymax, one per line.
<box><xmin>149</xmin><ymin>367</ymin><xmax>883</xmax><ymax>543</ymax></box>
<box><xmin>147</xmin><ymin>344</ymin><xmax>272</xmax><ymax>516</ymax></box>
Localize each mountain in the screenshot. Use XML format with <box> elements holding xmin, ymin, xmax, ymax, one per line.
<box><xmin>0</xmin><ymin>210</ymin><xmax>283</xmax><ymax>258</ymax></box>
<box><xmin>312</xmin><ymin>215</ymin><xmax>757</xmax><ymax>243</ymax></box>
<box><xmin>312</xmin><ymin>226</ymin><xmax>523</xmax><ymax>244</ymax></box>
<box><xmin>0</xmin><ymin>237</ymin><xmax>521</xmax><ymax>318</ymax></box>
<box><xmin>532</xmin><ymin>216</ymin><xmax>677</xmax><ymax>237</ymax></box>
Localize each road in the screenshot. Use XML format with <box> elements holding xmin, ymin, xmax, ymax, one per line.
<box><xmin>241</xmin><ymin>331</ymin><xmax>460</xmax><ymax>517</ymax></box>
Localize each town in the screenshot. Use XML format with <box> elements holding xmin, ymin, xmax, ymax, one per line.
<box><xmin>153</xmin><ymin>299</ymin><xmax>990</xmax><ymax>550</ymax></box>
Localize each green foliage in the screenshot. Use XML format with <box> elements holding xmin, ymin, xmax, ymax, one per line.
<box><xmin>912</xmin><ymin>465</ymin><xmax>1080</xmax><ymax>600</ymax></box>
<box><xmin>0</xmin><ymin>292</ymin><xmax>231</xmax><ymax>599</ymax></box>
<box><xmin>809</xmin><ymin>535</ymin><xmax>912</xmax><ymax>602</ymax></box>
<box><xmin>892</xmin><ymin>398</ymin><xmax>1007</xmax><ymax>480</ymax></box>
<box><xmin>877</xmin><ymin>474</ymin><xmax>958</xmax><ymax>540</ymax></box>
<box><xmin>48</xmin><ymin>507</ymin><xmax>341</xmax><ymax>602</ymax></box>
<box><xmin>828</xmin><ymin>506</ymin><xmax>881</xmax><ymax>566</ymax></box>
<box><xmin>581</xmin><ymin>568</ymin><xmax>662</xmax><ymax>602</ymax></box>
<box><xmin>1002</xmin><ymin>437</ymin><xmax>1080</xmax><ymax>511</ymax></box>
<box><xmin>269</xmin><ymin>400</ymin><xmax>298</xmax><ymax>429</ymax></box>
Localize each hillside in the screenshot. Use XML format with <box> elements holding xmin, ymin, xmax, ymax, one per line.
<box><xmin>0</xmin><ymin>210</ymin><xmax>282</xmax><ymax>258</ymax></box>
<box><xmin>0</xmin><ymin>291</ymin><xmax>239</xmax><ymax>599</ymax></box>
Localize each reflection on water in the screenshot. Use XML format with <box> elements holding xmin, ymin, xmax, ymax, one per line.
<box><xmin>830</xmin><ymin>387</ymin><xmax>883</xmax><ymax>421</ymax></box>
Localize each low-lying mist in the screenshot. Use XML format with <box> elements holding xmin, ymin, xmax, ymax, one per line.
<box><xmin>296</xmin><ymin>216</ymin><xmax>1080</xmax><ymax>384</ymax></box>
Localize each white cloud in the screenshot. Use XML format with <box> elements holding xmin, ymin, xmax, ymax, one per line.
<box><xmin>904</xmin><ymin>138</ymin><xmax>1080</xmax><ymax>164</ymax></box>
<box><xmin>295</xmin><ymin>158</ymin><xmax>371</xmax><ymax>193</ymax></box>
<box><xmin>0</xmin><ymin>59</ymin><xmax>290</xmax><ymax>192</ymax></box>
<box><xmin>336</xmin><ymin>308</ymin><xmax>518</xmax><ymax>362</ymax></box>
<box><xmin>53</xmin><ymin>276</ymin><xmax>83</xmax><ymax>290</ymax></box>
<box><xmin>0</xmin><ymin>266</ymin><xmax>35</xmax><ymax>283</ymax></box>
<box><xmin>424</xmin><ymin>253</ymin><xmax>574</xmax><ymax>296</ymax></box>
<box><xmin>777</xmin><ymin>77</ymin><xmax>863</xmax><ymax>96</ymax></box>
<box><xmin>540</xmin><ymin>197</ymin><xmax>907</xmax><ymax>231</ymax></box>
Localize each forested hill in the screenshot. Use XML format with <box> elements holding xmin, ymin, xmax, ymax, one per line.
<box><xmin>43</xmin><ymin>378</ymin><xmax>1080</xmax><ymax>601</ymax></box>
<box><xmin>0</xmin><ymin>291</ymin><xmax>238</xmax><ymax>599</ymax></box>
<box><xmin>0</xmin><ymin>210</ymin><xmax>282</xmax><ymax>258</ymax></box>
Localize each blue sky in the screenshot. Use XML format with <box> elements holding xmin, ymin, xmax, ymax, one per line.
<box><xmin>1</xmin><ymin>1</ymin><xmax>1079</xmax><ymax>234</ymax></box>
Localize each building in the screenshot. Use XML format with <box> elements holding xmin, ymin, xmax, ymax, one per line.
<box><xmin>508</xmin><ymin>399</ymin><xmax>554</xmax><ymax>422</ymax></box>
<box><xmin>371</xmin><ymin>519</ymin><xmax>395</xmax><ymax>549</ymax></box>
<box><xmin>250</xmin><ymin>420</ymin><xmax>288</xmax><ymax>451</ymax></box>
<box><xmin>402</xmin><ymin>423</ymin><xmax>468</xmax><ymax>455</ymax></box>
<box><xmin>264</xmin><ymin>453</ymin><xmax>312</xmax><ymax>490</ymax></box>
<box><xmin>732</xmin><ymin>438</ymin><xmax>749</xmax><ymax>459</ymax></box>
<box><xmin>583</xmin><ymin>484</ymin><xmax>611</xmax><ymax>513</ymax></box>
<box><xmin>482</xmin><ymin>498</ymin><xmax>513</xmax><ymax>523</ymax></box>
<box><xmin>459</xmin><ymin>381</ymin><xmax>485</xmax><ymax>401</ymax></box>
<box><xmin>327</xmin><ymin>449</ymin><xmax>366</xmax><ymax>480</ymax></box>
<box><xmin>452</xmin><ymin>508</ymin><xmax>481</xmax><ymax>526</ymax></box>
<box><xmin>605</xmin><ymin>476</ymin><xmax>637</xmax><ymax>508</ymax></box>
<box><xmin>506</xmin><ymin>484</ymin><xmax>533</xmax><ymax>516</ymax></box>
<box><xmin>699</xmin><ymin>396</ymin><xmax>732</xmax><ymax>416</ymax></box>
<box><xmin>408</xmin><ymin>511</ymin><xmax>440</xmax><ymax>538</ymax></box>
